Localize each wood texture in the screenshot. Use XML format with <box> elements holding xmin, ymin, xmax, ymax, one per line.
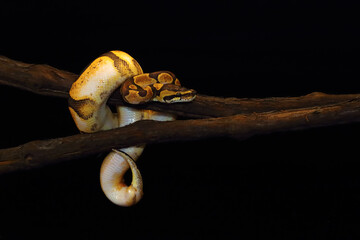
<box><xmin>1</xmin><ymin>55</ymin><xmax>360</xmax><ymax>174</ymax></box>
<box><xmin>1</xmin><ymin>98</ymin><xmax>360</xmax><ymax>174</ymax></box>
<box><xmin>1</xmin><ymin>55</ymin><xmax>359</xmax><ymax>118</ymax></box>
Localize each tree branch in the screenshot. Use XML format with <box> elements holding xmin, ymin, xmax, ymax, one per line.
<box><xmin>1</xmin><ymin>55</ymin><xmax>359</xmax><ymax>118</ymax></box>
<box><xmin>1</xmin><ymin>55</ymin><xmax>360</xmax><ymax>175</ymax></box>
<box><xmin>1</xmin><ymin>98</ymin><xmax>360</xmax><ymax>174</ymax></box>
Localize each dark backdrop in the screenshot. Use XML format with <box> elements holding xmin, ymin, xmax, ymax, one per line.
<box><xmin>1</xmin><ymin>1</ymin><xmax>360</xmax><ymax>239</ymax></box>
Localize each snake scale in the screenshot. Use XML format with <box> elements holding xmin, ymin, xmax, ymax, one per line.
<box><xmin>68</xmin><ymin>50</ymin><xmax>196</xmax><ymax>206</ymax></box>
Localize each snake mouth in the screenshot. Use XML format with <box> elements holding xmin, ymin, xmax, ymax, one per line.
<box><xmin>162</xmin><ymin>88</ymin><xmax>197</xmax><ymax>103</ymax></box>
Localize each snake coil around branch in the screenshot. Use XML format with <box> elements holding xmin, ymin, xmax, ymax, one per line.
<box><xmin>0</xmin><ymin>54</ymin><xmax>360</xmax><ymax>205</ymax></box>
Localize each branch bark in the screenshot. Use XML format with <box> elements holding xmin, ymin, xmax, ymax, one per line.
<box><xmin>1</xmin><ymin>55</ymin><xmax>360</xmax><ymax>175</ymax></box>
<box><xmin>1</xmin><ymin>55</ymin><xmax>359</xmax><ymax>118</ymax></box>
<box><xmin>1</xmin><ymin>98</ymin><xmax>360</xmax><ymax>174</ymax></box>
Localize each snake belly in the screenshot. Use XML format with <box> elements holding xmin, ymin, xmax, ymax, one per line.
<box><xmin>68</xmin><ymin>50</ymin><xmax>174</xmax><ymax>206</ymax></box>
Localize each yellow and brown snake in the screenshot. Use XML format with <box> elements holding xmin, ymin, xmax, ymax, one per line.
<box><xmin>68</xmin><ymin>50</ymin><xmax>196</xmax><ymax>206</ymax></box>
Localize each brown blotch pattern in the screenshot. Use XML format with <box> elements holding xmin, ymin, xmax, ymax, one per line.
<box><xmin>133</xmin><ymin>74</ymin><xmax>157</xmax><ymax>87</ymax></box>
<box><xmin>157</xmin><ymin>72</ymin><xmax>173</xmax><ymax>83</ymax></box>
<box><xmin>101</xmin><ymin>51</ymin><xmax>132</xmax><ymax>75</ymax></box>
<box><xmin>68</xmin><ymin>97</ymin><xmax>97</xmax><ymax>120</ymax></box>
<box><xmin>124</xmin><ymin>89</ymin><xmax>153</xmax><ymax>104</ymax></box>
<box><xmin>119</xmin><ymin>70</ymin><xmax>194</xmax><ymax>104</ymax></box>
<box><xmin>153</xmin><ymin>83</ymin><xmax>164</xmax><ymax>90</ymax></box>
<box><xmin>132</xmin><ymin>58</ymin><xmax>143</xmax><ymax>74</ymax></box>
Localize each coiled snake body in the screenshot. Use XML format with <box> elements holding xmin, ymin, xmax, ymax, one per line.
<box><xmin>68</xmin><ymin>51</ymin><xmax>196</xmax><ymax>206</ymax></box>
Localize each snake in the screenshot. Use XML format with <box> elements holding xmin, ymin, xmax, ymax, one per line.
<box><xmin>68</xmin><ymin>50</ymin><xmax>196</xmax><ymax>206</ymax></box>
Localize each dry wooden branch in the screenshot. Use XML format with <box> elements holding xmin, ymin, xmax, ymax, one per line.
<box><xmin>1</xmin><ymin>98</ymin><xmax>360</xmax><ymax>174</ymax></box>
<box><xmin>1</xmin><ymin>55</ymin><xmax>359</xmax><ymax>118</ymax></box>
<box><xmin>1</xmin><ymin>55</ymin><xmax>360</xmax><ymax>175</ymax></box>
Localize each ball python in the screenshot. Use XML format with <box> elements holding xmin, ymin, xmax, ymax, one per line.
<box><xmin>68</xmin><ymin>50</ymin><xmax>196</xmax><ymax>206</ymax></box>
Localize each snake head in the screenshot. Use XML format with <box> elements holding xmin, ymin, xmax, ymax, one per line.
<box><xmin>121</xmin><ymin>71</ymin><xmax>197</xmax><ymax>104</ymax></box>
<box><xmin>153</xmin><ymin>83</ymin><xmax>197</xmax><ymax>103</ymax></box>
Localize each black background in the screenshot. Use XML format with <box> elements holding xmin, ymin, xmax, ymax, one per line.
<box><xmin>1</xmin><ymin>0</ymin><xmax>360</xmax><ymax>239</ymax></box>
